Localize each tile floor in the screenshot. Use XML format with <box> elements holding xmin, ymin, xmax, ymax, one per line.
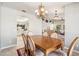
<box><xmin>0</xmin><ymin>46</ymin><xmax>79</xmax><ymax>56</ymax></box>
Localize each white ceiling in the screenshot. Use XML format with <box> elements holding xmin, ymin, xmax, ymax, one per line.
<box><xmin>1</xmin><ymin>2</ymin><xmax>72</xmax><ymax>17</ymax></box>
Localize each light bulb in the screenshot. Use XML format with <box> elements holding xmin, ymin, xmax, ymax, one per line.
<box><xmin>37</xmin><ymin>12</ymin><xmax>39</xmax><ymax>15</ymax></box>
<box><xmin>45</xmin><ymin>10</ymin><xmax>48</xmax><ymax>13</ymax></box>
<box><xmin>41</xmin><ymin>8</ymin><xmax>45</xmax><ymax>11</ymax></box>
<box><xmin>35</xmin><ymin>10</ymin><xmax>38</xmax><ymax>13</ymax></box>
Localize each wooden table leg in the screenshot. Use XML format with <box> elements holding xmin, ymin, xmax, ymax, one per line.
<box><xmin>61</xmin><ymin>46</ymin><xmax>64</xmax><ymax>50</ymax></box>
<box><xmin>61</xmin><ymin>39</ymin><xmax>64</xmax><ymax>50</ymax></box>
<box><xmin>61</xmin><ymin>43</ymin><xmax>64</xmax><ymax>50</ymax></box>
<box><xmin>44</xmin><ymin>51</ymin><xmax>48</xmax><ymax>56</ymax></box>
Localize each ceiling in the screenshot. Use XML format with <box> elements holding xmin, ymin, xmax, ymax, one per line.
<box><xmin>1</xmin><ymin>2</ymin><xmax>72</xmax><ymax>17</ymax></box>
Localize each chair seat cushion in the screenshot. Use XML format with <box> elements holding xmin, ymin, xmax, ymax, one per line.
<box><xmin>17</xmin><ymin>47</ymin><xmax>27</xmax><ymax>56</ymax></box>
<box><xmin>48</xmin><ymin>50</ymin><xmax>67</xmax><ymax>56</ymax></box>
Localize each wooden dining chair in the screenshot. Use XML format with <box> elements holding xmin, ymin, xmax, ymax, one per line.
<box><xmin>48</xmin><ymin>37</ymin><xmax>79</xmax><ymax>56</ymax></box>
<box><xmin>51</xmin><ymin>32</ymin><xmax>58</xmax><ymax>39</ymax></box>
<box><xmin>17</xmin><ymin>34</ymin><xmax>44</xmax><ymax>56</ymax></box>
<box><xmin>42</xmin><ymin>31</ymin><xmax>48</xmax><ymax>37</ymax></box>
<box><xmin>17</xmin><ymin>34</ymin><xmax>29</xmax><ymax>56</ymax></box>
<box><xmin>27</xmin><ymin>35</ymin><xmax>44</xmax><ymax>56</ymax></box>
<box><xmin>67</xmin><ymin>37</ymin><xmax>79</xmax><ymax>56</ymax></box>
<box><xmin>42</xmin><ymin>29</ymin><xmax>54</xmax><ymax>38</ymax></box>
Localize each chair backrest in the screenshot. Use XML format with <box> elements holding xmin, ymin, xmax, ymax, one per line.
<box><xmin>42</xmin><ymin>32</ymin><xmax>48</xmax><ymax>37</ymax></box>
<box><xmin>16</xmin><ymin>34</ymin><xmax>28</xmax><ymax>56</ymax></box>
<box><xmin>22</xmin><ymin>34</ymin><xmax>27</xmax><ymax>48</ymax></box>
<box><xmin>27</xmin><ymin>35</ymin><xmax>36</xmax><ymax>56</ymax></box>
<box><xmin>67</xmin><ymin>37</ymin><xmax>79</xmax><ymax>56</ymax></box>
<box><xmin>51</xmin><ymin>32</ymin><xmax>58</xmax><ymax>38</ymax></box>
<box><xmin>21</xmin><ymin>34</ymin><xmax>35</xmax><ymax>56</ymax></box>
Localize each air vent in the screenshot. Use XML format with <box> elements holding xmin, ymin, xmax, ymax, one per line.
<box><xmin>21</xmin><ymin>10</ymin><xmax>26</xmax><ymax>13</ymax></box>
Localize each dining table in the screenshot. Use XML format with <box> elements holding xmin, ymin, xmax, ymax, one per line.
<box><xmin>31</xmin><ymin>35</ymin><xmax>64</xmax><ymax>56</ymax></box>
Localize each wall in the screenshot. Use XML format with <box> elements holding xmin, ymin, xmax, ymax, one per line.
<box><xmin>0</xmin><ymin>6</ymin><xmax>17</xmax><ymax>49</ymax></box>
<box><xmin>17</xmin><ymin>10</ymin><xmax>42</xmax><ymax>35</ymax></box>
<box><xmin>0</xmin><ymin>3</ymin><xmax>1</xmax><ymax>48</ymax></box>
<box><xmin>65</xmin><ymin>3</ymin><xmax>79</xmax><ymax>50</ymax></box>
<box><xmin>29</xmin><ymin>16</ymin><xmax>42</xmax><ymax>35</ymax></box>
<box><xmin>0</xmin><ymin>5</ymin><xmax>42</xmax><ymax>49</ymax></box>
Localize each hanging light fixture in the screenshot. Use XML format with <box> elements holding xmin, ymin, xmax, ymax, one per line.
<box><xmin>52</xmin><ymin>10</ymin><xmax>63</xmax><ymax>20</ymax></box>
<box><xmin>35</xmin><ymin>3</ymin><xmax>64</xmax><ymax>23</ymax></box>
<box><xmin>35</xmin><ymin>3</ymin><xmax>48</xmax><ymax>19</ymax></box>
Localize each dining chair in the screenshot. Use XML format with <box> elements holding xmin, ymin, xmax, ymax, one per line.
<box><xmin>51</xmin><ymin>32</ymin><xmax>58</xmax><ymax>39</ymax></box>
<box><xmin>42</xmin><ymin>29</ymin><xmax>54</xmax><ymax>37</ymax></box>
<box><xmin>17</xmin><ymin>34</ymin><xmax>44</xmax><ymax>56</ymax></box>
<box><xmin>17</xmin><ymin>34</ymin><xmax>29</xmax><ymax>56</ymax></box>
<box><xmin>48</xmin><ymin>37</ymin><xmax>79</xmax><ymax>56</ymax></box>
<box><xmin>57</xmin><ymin>34</ymin><xmax>64</xmax><ymax>39</ymax></box>
<box><xmin>26</xmin><ymin>35</ymin><xmax>44</xmax><ymax>56</ymax></box>
<box><xmin>42</xmin><ymin>32</ymin><xmax>48</xmax><ymax>37</ymax></box>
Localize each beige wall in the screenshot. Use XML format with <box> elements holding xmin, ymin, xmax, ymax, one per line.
<box><xmin>0</xmin><ymin>6</ymin><xmax>17</xmax><ymax>49</ymax></box>
<box><xmin>0</xmin><ymin>5</ymin><xmax>42</xmax><ymax>49</ymax></box>
<box><xmin>0</xmin><ymin>3</ymin><xmax>1</xmax><ymax>48</ymax></box>
<box><xmin>65</xmin><ymin>3</ymin><xmax>79</xmax><ymax>51</ymax></box>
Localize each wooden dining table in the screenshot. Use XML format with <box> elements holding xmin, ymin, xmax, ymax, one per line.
<box><xmin>31</xmin><ymin>35</ymin><xmax>64</xmax><ymax>56</ymax></box>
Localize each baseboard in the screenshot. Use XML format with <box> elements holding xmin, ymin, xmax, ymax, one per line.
<box><xmin>64</xmin><ymin>47</ymin><xmax>79</xmax><ymax>54</ymax></box>
<box><xmin>0</xmin><ymin>44</ymin><xmax>16</xmax><ymax>51</ymax></box>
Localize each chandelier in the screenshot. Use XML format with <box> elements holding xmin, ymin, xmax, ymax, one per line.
<box><xmin>35</xmin><ymin>3</ymin><xmax>64</xmax><ymax>23</ymax></box>
<box><xmin>35</xmin><ymin>3</ymin><xmax>48</xmax><ymax>19</ymax></box>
